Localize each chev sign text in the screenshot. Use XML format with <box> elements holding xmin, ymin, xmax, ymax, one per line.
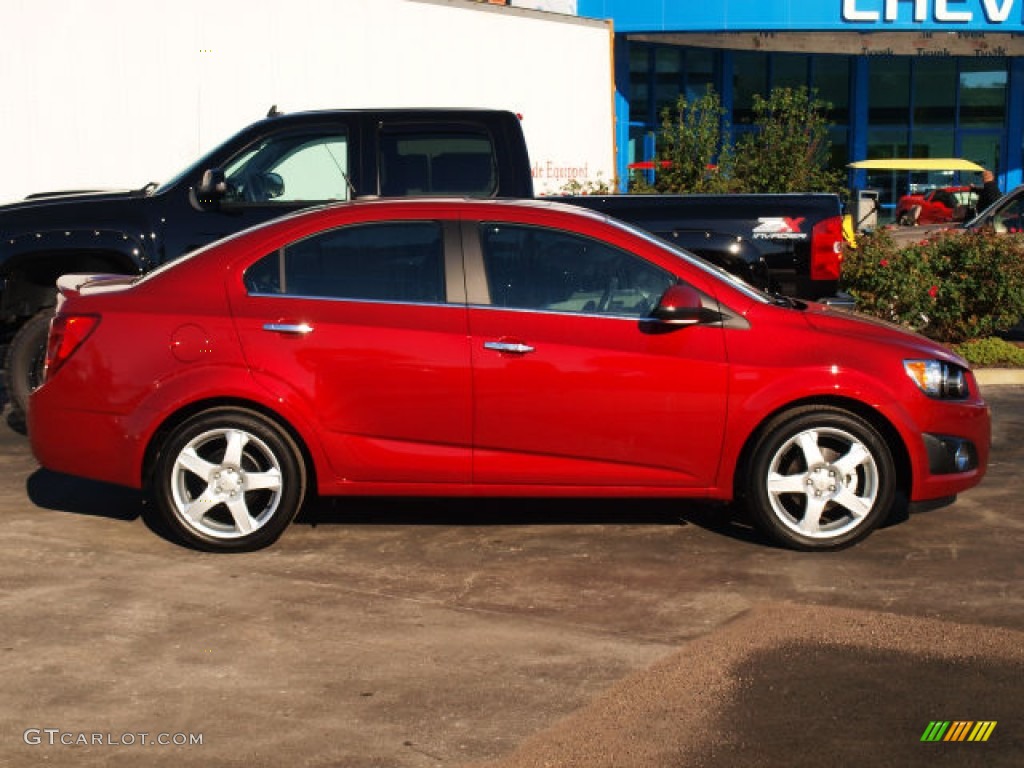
<box><xmin>843</xmin><ymin>0</ymin><xmax>1020</xmax><ymax>23</ymax></box>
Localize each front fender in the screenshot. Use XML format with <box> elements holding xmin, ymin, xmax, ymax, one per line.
<box><xmin>714</xmin><ymin>363</ymin><xmax>924</xmax><ymax>497</ymax></box>
<box><xmin>0</xmin><ymin>230</ymin><xmax>148</xmax><ymax>316</ymax></box>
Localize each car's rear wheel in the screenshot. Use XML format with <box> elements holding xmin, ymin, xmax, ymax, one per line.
<box><xmin>743</xmin><ymin>407</ymin><xmax>895</xmax><ymax>551</ymax></box>
<box><xmin>153</xmin><ymin>408</ymin><xmax>306</xmax><ymax>551</ymax></box>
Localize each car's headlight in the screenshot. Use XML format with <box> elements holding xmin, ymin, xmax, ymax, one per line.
<box><xmin>903</xmin><ymin>360</ymin><xmax>968</xmax><ymax>399</ymax></box>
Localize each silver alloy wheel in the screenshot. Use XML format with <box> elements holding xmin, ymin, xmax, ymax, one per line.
<box><xmin>169</xmin><ymin>427</ymin><xmax>285</xmax><ymax>541</ymax></box>
<box><xmin>764</xmin><ymin>426</ymin><xmax>880</xmax><ymax>540</ymax></box>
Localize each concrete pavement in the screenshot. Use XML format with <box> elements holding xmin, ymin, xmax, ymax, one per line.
<box><xmin>0</xmin><ymin>386</ymin><xmax>1021</xmax><ymax>767</ymax></box>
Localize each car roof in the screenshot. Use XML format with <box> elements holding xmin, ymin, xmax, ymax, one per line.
<box><xmin>270</xmin><ymin>195</ymin><xmax>615</xmax><ymax>227</ymax></box>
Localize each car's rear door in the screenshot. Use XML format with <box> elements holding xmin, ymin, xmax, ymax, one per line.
<box><xmin>229</xmin><ymin>217</ymin><xmax>472</xmax><ymax>485</ymax></box>
<box><xmin>464</xmin><ymin>217</ymin><xmax>730</xmax><ymax>488</ymax></box>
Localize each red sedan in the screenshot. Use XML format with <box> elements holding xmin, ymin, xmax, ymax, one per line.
<box><xmin>29</xmin><ymin>199</ymin><xmax>989</xmax><ymax>552</ymax></box>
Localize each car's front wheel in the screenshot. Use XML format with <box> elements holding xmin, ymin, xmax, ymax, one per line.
<box><xmin>152</xmin><ymin>408</ymin><xmax>307</xmax><ymax>551</ymax></box>
<box><xmin>743</xmin><ymin>407</ymin><xmax>896</xmax><ymax>551</ymax></box>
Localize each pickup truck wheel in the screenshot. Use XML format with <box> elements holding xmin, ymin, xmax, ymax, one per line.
<box><xmin>743</xmin><ymin>407</ymin><xmax>895</xmax><ymax>551</ymax></box>
<box><xmin>153</xmin><ymin>408</ymin><xmax>307</xmax><ymax>552</ymax></box>
<box><xmin>3</xmin><ymin>308</ymin><xmax>54</xmax><ymax>419</ymax></box>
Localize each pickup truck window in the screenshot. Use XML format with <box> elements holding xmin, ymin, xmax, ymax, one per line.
<box><xmin>379</xmin><ymin>130</ymin><xmax>496</xmax><ymax>197</ymax></box>
<box><xmin>244</xmin><ymin>221</ymin><xmax>445</xmax><ymax>304</ymax></box>
<box><xmin>223</xmin><ymin>132</ymin><xmax>350</xmax><ymax>203</ymax></box>
<box><xmin>479</xmin><ymin>223</ymin><xmax>674</xmax><ymax>318</ymax></box>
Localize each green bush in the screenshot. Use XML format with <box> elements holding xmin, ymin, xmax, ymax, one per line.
<box><xmin>952</xmin><ymin>337</ymin><xmax>1024</xmax><ymax>367</ymax></box>
<box><xmin>842</xmin><ymin>227</ymin><xmax>1024</xmax><ymax>344</ymax></box>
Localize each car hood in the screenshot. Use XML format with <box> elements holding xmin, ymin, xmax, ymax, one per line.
<box><xmin>5</xmin><ymin>187</ymin><xmax>147</xmax><ymax>211</ymax></box>
<box><xmin>800</xmin><ymin>302</ymin><xmax>967</xmax><ymax>365</ymax></box>
<box><xmin>0</xmin><ymin>186</ymin><xmax>155</xmax><ymax>240</ymax></box>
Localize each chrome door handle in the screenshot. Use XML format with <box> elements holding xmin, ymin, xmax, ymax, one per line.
<box><xmin>484</xmin><ymin>341</ymin><xmax>535</xmax><ymax>354</ymax></box>
<box><xmin>263</xmin><ymin>322</ymin><xmax>313</xmax><ymax>334</ymax></box>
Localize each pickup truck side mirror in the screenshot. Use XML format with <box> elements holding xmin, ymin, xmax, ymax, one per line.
<box><xmin>194</xmin><ymin>168</ymin><xmax>228</xmax><ymax>207</ymax></box>
<box><xmin>650</xmin><ymin>284</ymin><xmax>709</xmax><ymax>325</ymax></box>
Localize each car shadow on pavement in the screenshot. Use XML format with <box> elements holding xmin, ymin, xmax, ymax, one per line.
<box><xmin>296</xmin><ymin>496</ymin><xmax>767</xmax><ymax>546</ymax></box>
<box><xmin>24</xmin><ymin>468</ymin><xmax>771</xmax><ymax>549</ymax></box>
<box><xmin>24</xmin><ymin>467</ymin><xmax>917</xmax><ymax>551</ymax></box>
<box><xmin>27</xmin><ymin>468</ymin><xmax>146</xmax><ymax>522</ymax></box>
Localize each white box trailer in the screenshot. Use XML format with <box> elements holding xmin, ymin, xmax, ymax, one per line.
<box><xmin>0</xmin><ymin>0</ymin><xmax>614</xmax><ymax>203</ymax></box>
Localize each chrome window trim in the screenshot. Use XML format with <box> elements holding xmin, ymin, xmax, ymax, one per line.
<box><xmin>244</xmin><ymin>291</ymin><xmax>464</xmax><ymax>309</ymax></box>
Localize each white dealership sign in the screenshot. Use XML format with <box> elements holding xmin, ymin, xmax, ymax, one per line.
<box><xmin>842</xmin><ymin>0</ymin><xmax>1021</xmax><ymax>23</ymax></box>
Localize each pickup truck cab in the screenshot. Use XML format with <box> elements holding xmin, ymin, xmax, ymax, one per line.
<box><xmin>0</xmin><ymin>108</ymin><xmax>532</xmax><ymax>417</ymax></box>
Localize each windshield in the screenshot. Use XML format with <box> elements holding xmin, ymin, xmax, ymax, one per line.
<box><xmin>153</xmin><ymin>130</ymin><xmax>248</xmax><ymax>195</ymax></box>
<box><xmin>963</xmin><ymin>186</ymin><xmax>1022</xmax><ymax>229</ymax></box>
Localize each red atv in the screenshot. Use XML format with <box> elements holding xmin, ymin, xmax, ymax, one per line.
<box><xmin>896</xmin><ymin>186</ymin><xmax>978</xmax><ymax>226</ymax></box>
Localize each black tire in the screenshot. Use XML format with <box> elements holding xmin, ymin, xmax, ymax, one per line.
<box><xmin>743</xmin><ymin>406</ymin><xmax>895</xmax><ymax>551</ymax></box>
<box><xmin>3</xmin><ymin>308</ymin><xmax>54</xmax><ymax>420</ymax></box>
<box><xmin>152</xmin><ymin>408</ymin><xmax>307</xmax><ymax>552</ymax></box>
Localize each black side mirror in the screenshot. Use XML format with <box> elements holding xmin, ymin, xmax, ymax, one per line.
<box><xmin>261</xmin><ymin>172</ymin><xmax>284</xmax><ymax>200</ymax></box>
<box><xmin>195</xmin><ymin>169</ymin><xmax>227</xmax><ymax>205</ymax></box>
<box><xmin>650</xmin><ymin>284</ymin><xmax>709</xmax><ymax>325</ymax></box>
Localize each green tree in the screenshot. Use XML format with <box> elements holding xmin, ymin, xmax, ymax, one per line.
<box><xmin>733</xmin><ymin>87</ymin><xmax>843</xmax><ymax>194</ymax></box>
<box><xmin>633</xmin><ymin>86</ymin><xmax>734</xmax><ymax>194</ymax></box>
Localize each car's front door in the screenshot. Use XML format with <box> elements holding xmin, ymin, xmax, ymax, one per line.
<box><xmin>466</xmin><ymin>221</ymin><xmax>730</xmax><ymax>488</ymax></box>
<box><xmin>230</xmin><ymin>219</ymin><xmax>472</xmax><ymax>485</ymax></box>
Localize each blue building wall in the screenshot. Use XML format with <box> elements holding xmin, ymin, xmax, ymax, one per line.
<box><xmin>579</xmin><ymin>0</ymin><xmax>1024</xmax><ymax>198</ymax></box>
<box><xmin>578</xmin><ymin>0</ymin><xmax>1024</xmax><ymax>33</ymax></box>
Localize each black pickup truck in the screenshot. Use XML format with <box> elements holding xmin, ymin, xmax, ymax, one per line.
<box><xmin>0</xmin><ymin>108</ymin><xmax>532</xmax><ymax>417</ymax></box>
<box><xmin>0</xmin><ymin>107</ymin><xmax>845</xmax><ymax>419</ymax></box>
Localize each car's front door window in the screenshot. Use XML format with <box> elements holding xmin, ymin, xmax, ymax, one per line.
<box><xmin>478</xmin><ymin>223</ymin><xmax>675</xmax><ymax>317</ymax></box>
<box><xmin>223</xmin><ymin>132</ymin><xmax>350</xmax><ymax>204</ymax></box>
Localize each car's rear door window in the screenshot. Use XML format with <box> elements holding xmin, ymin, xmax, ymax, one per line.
<box><xmin>244</xmin><ymin>221</ymin><xmax>445</xmax><ymax>304</ymax></box>
<box><xmin>378</xmin><ymin>128</ymin><xmax>497</xmax><ymax>197</ymax></box>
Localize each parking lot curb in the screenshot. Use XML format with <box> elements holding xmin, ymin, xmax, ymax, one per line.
<box><xmin>975</xmin><ymin>368</ymin><xmax>1024</xmax><ymax>387</ymax></box>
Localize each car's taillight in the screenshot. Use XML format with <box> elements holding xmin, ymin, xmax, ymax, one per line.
<box><xmin>810</xmin><ymin>215</ymin><xmax>845</xmax><ymax>281</ymax></box>
<box><xmin>44</xmin><ymin>314</ymin><xmax>99</xmax><ymax>382</ymax></box>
